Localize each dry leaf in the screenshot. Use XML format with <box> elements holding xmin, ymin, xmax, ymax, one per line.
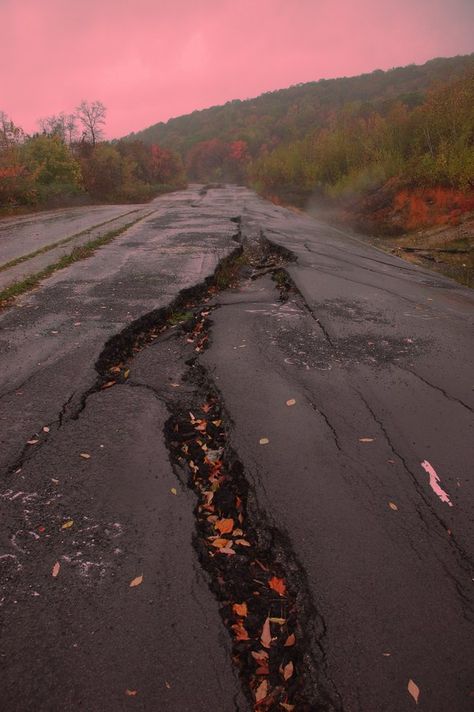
<box><xmin>43</xmin><ymin>426</ymin><xmax>50</xmax><ymax>433</ymax></box>
<box><xmin>215</xmin><ymin>518</ymin><xmax>234</xmax><ymax>534</ymax></box>
<box><xmin>255</xmin><ymin>679</ymin><xmax>268</xmax><ymax>703</ymax></box>
<box><xmin>80</xmin><ymin>453</ymin><xmax>91</xmax><ymax>459</ymax></box>
<box><xmin>102</xmin><ymin>381</ymin><xmax>116</xmax><ymax>389</ymax></box>
<box><xmin>251</xmin><ymin>650</ymin><xmax>269</xmax><ymax>664</ymax></box>
<box><xmin>52</xmin><ymin>561</ymin><xmax>60</xmax><ymax>577</ymax></box>
<box><xmin>284</xmin><ymin>634</ymin><xmax>296</xmax><ymax>647</ymax></box>
<box><xmin>281</xmin><ymin>661</ymin><xmax>294</xmax><ymax>680</ymax></box>
<box><xmin>61</xmin><ymin>520</ymin><xmax>74</xmax><ymax>529</ymax></box>
<box><xmin>269</xmin><ymin>617</ymin><xmax>286</xmax><ymax>625</ymax></box>
<box><xmin>210</xmin><ymin>538</ymin><xmax>230</xmax><ymax>549</ymax></box>
<box><xmin>219</xmin><ymin>547</ymin><xmax>236</xmax><ymax>556</ymax></box>
<box><xmin>268</xmin><ymin>576</ymin><xmax>286</xmax><ymax>596</ymax></box>
<box><xmin>232</xmin><ymin>621</ymin><xmax>249</xmax><ymax>640</ymax></box>
<box><xmin>256</xmin><ymin>664</ymin><xmax>269</xmax><ymax>675</ymax></box>
<box><xmin>129</xmin><ymin>575</ymin><xmax>143</xmax><ymax>587</ymax></box>
<box><xmin>359</xmin><ymin>437</ymin><xmax>375</xmax><ymax>443</ymax></box>
<box><xmin>280</xmin><ymin>704</ymin><xmax>295</xmax><ymax>711</ymax></box>
<box><xmin>408</xmin><ymin>679</ymin><xmax>420</xmax><ymax>704</ymax></box>
<box><xmin>170</xmin><ymin>487</ymin><xmax>177</xmax><ymax>495</ymax></box>
<box><xmin>389</xmin><ymin>502</ymin><xmax>398</xmax><ymax>511</ymax></box>
<box><xmin>259</xmin><ymin>437</ymin><xmax>269</xmax><ymax>445</ymax></box>
<box><xmin>286</xmin><ymin>399</ymin><xmax>296</xmax><ymax>406</ymax></box>
<box><xmin>261</xmin><ymin>617</ymin><xmax>272</xmax><ymax>648</ymax></box>
<box><xmin>233</xmin><ymin>602</ymin><xmax>248</xmax><ymax>617</ymax></box>
<box><xmin>27</xmin><ymin>439</ymin><xmax>39</xmax><ymax>445</ymax></box>
<box><xmin>125</xmin><ymin>689</ymin><xmax>137</xmax><ymax>697</ymax></box>
<box><xmin>236</xmin><ymin>539</ymin><xmax>251</xmax><ymax>547</ymax></box>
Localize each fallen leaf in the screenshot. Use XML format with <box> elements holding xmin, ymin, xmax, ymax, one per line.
<box><xmin>251</xmin><ymin>650</ymin><xmax>269</xmax><ymax>664</ymax></box>
<box><xmin>383</xmin><ymin>652</ymin><xmax>391</xmax><ymax>657</ymax></box>
<box><xmin>269</xmin><ymin>617</ymin><xmax>286</xmax><ymax>625</ymax></box>
<box><xmin>212</xmin><ymin>419</ymin><xmax>222</xmax><ymax>427</ymax></box>
<box><xmin>231</xmin><ymin>621</ymin><xmax>249</xmax><ymax>640</ymax></box>
<box><xmin>268</xmin><ymin>576</ymin><xmax>286</xmax><ymax>596</ymax></box>
<box><xmin>236</xmin><ymin>539</ymin><xmax>251</xmax><ymax>547</ymax></box>
<box><xmin>280</xmin><ymin>704</ymin><xmax>295</xmax><ymax>711</ymax></box>
<box><xmin>43</xmin><ymin>426</ymin><xmax>50</xmax><ymax>433</ymax></box>
<box><xmin>129</xmin><ymin>575</ymin><xmax>143</xmax><ymax>587</ymax></box>
<box><xmin>170</xmin><ymin>487</ymin><xmax>177</xmax><ymax>495</ymax></box>
<box><xmin>170</xmin><ymin>383</ymin><xmax>180</xmax><ymax>388</ymax></box>
<box><xmin>286</xmin><ymin>399</ymin><xmax>296</xmax><ymax>406</ymax></box>
<box><xmin>27</xmin><ymin>439</ymin><xmax>39</xmax><ymax>445</ymax></box>
<box><xmin>259</xmin><ymin>437</ymin><xmax>269</xmax><ymax>445</ymax></box>
<box><xmin>255</xmin><ymin>679</ymin><xmax>268</xmax><ymax>703</ymax></box>
<box><xmin>61</xmin><ymin>520</ymin><xmax>74</xmax><ymax>529</ymax></box>
<box><xmin>219</xmin><ymin>547</ymin><xmax>236</xmax><ymax>556</ymax></box>
<box><xmin>210</xmin><ymin>538</ymin><xmax>230</xmax><ymax>549</ymax></box>
<box><xmin>201</xmin><ymin>403</ymin><xmax>212</xmax><ymax>413</ymax></box>
<box><xmin>233</xmin><ymin>602</ymin><xmax>248</xmax><ymax>617</ymax></box>
<box><xmin>165</xmin><ymin>681</ymin><xmax>171</xmax><ymax>689</ymax></box>
<box><xmin>125</xmin><ymin>689</ymin><xmax>137</xmax><ymax>697</ymax></box>
<box><xmin>284</xmin><ymin>633</ymin><xmax>296</xmax><ymax>647</ymax></box>
<box><xmin>261</xmin><ymin>617</ymin><xmax>272</xmax><ymax>648</ymax></box>
<box><xmin>359</xmin><ymin>438</ymin><xmax>375</xmax><ymax>443</ymax></box>
<box><xmin>281</xmin><ymin>661</ymin><xmax>294</xmax><ymax>680</ymax></box>
<box><xmin>215</xmin><ymin>518</ymin><xmax>234</xmax><ymax>534</ymax></box>
<box><xmin>101</xmin><ymin>381</ymin><xmax>116</xmax><ymax>389</ymax></box>
<box><xmin>388</xmin><ymin>502</ymin><xmax>398</xmax><ymax>511</ymax></box>
<box><xmin>80</xmin><ymin>453</ymin><xmax>91</xmax><ymax>459</ymax></box>
<box><xmin>123</xmin><ymin>369</ymin><xmax>130</xmax><ymax>379</ymax></box>
<box><xmin>408</xmin><ymin>679</ymin><xmax>420</xmax><ymax>704</ymax></box>
<box><xmin>52</xmin><ymin>561</ymin><xmax>60</xmax><ymax>577</ymax></box>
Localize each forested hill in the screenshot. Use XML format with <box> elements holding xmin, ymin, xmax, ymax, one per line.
<box><xmin>126</xmin><ymin>54</ymin><xmax>473</xmax><ymax>154</ymax></box>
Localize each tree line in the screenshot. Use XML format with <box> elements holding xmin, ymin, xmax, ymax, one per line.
<box><xmin>0</xmin><ymin>101</ymin><xmax>186</xmax><ymax>210</ymax></box>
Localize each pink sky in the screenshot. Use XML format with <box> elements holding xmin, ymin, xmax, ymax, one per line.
<box><xmin>1</xmin><ymin>0</ymin><xmax>473</xmax><ymax>138</ymax></box>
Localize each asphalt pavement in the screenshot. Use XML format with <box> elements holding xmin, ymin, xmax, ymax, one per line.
<box><xmin>0</xmin><ymin>185</ymin><xmax>472</xmax><ymax>711</ymax></box>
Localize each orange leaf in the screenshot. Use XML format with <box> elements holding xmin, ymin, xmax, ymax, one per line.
<box><xmin>52</xmin><ymin>561</ymin><xmax>60</xmax><ymax>577</ymax></box>
<box><xmin>255</xmin><ymin>679</ymin><xmax>268</xmax><ymax>703</ymax></box>
<box><xmin>408</xmin><ymin>679</ymin><xmax>420</xmax><ymax>704</ymax></box>
<box><xmin>218</xmin><ymin>547</ymin><xmax>236</xmax><ymax>556</ymax></box>
<box><xmin>233</xmin><ymin>602</ymin><xmax>248</xmax><ymax>617</ymax></box>
<box><xmin>215</xmin><ymin>518</ymin><xmax>234</xmax><ymax>534</ymax></box>
<box><xmin>284</xmin><ymin>633</ymin><xmax>296</xmax><ymax>647</ymax></box>
<box><xmin>210</xmin><ymin>538</ymin><xmax>229</xmax><ymax>548</ymax></box>
<box><xmin>236</xmin><ymin>539</ymin><xmax>251</xmax><ymax>547</ymax></box>
<box><xmin>280</xmin><ymin>704</ymin><xmax>295</xmax><ymax>711</ymax></box>
<box><xmin>231</xmin><ymin>621</ymin><xmax>249</xmax><ymax>640</ymax></box>
<box><xmin>251</xmin><ymin>650</ymin><xmax>269</xmax><ymax>664</ymax></box>
<box><xmin>268</xmin><ymin>576</ymin><xmax>286</xmax><ymax>596</ymax></box>
<box><xmin>129</xmin><ymin>575</ymin><xmax>143</xmax><ymax>587</ymax></box>
<box><xmin>389</xmin><ymin>502</ymin><xmax>398</xmax><ymax>511</ymax></box>
<box><xmin>261</xmin><ymin>617</ymin><xmax>272</xmax><ymax>648</ymax></box>
<box><xmin>281</xmin><ymin>661</ymin><xmax>294</xmax><ymax>680</ymax></box>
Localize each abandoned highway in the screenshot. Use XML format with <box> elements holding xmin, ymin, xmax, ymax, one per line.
<box><xmin>0</xmin><ymin>185</ymin><xmax>473</xmax><ymax>711</ymax></box>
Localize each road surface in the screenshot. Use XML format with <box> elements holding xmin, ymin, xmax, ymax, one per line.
<box><xmin>0</xmin><ymin>185</ymin><xmax>472</xmax><ymax>711</ymax></box>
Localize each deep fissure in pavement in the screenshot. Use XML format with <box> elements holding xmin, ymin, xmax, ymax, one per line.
<box><xmin>92</xmin><ymin>239</ymin><xmax>339</xmax><ymax>711</ymax></box>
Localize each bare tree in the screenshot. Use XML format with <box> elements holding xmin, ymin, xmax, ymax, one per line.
<box><xmin>75</xmin><ymin>100</ymin><xmax>107</xmax><ymax>147</ymax></box>
<box><xmin>38</xmin><ymin>112</ymin><xmax>78</xmax><ymax>145</ymax></box>
<box><xmin>0</xmin><ymin>111</ymin><xmax>24</xmax><ymax>150</ymax></box>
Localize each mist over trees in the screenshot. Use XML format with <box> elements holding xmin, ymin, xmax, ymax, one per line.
<box><xmin>0</xmin><ymin>101</ymin><xmax>186</xmax><ymax>210</ymax></box>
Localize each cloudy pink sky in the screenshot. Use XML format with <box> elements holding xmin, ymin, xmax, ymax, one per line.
<box><xmin>1</xmin><ymin>0</ymin><xmax>473</xmax><ymax>138</ymax></box>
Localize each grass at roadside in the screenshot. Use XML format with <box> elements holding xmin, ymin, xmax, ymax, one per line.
<box><xmin>0</xmin><ymin>212</ymin><xmax>153</xmax><ymax>309</ymax></box>
<box><xmin>0</xmin><ymin>209</ymin><xmax>141</xmax><ymax>274</ymax></box>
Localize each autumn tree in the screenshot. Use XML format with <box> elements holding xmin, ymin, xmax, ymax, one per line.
<box><xmin>75</xmin><ymin>100</ymin><xmax>107</xmax><ymax>146</ymax></box>
<box><xmin>38</xmin><ymin>113</ymin><xmax>77</xmax><ymax>145</ymax></box>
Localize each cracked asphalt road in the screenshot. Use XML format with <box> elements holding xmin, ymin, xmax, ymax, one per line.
<box><xmin>0</xmin><ymin>185</ymin><xmax>473</xmax><ymax>711</ymax></box>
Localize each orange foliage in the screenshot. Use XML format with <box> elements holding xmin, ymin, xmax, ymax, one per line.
<box><xmin>393</xmin><ymin>188</ymin><xmax>474</xmax><ymax>231</ymax></box>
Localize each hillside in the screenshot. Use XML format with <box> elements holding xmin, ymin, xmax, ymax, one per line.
<box><xmin>126</xmin><ymin>54</ymin><xmax>474</xmax><ymax>156</ymax></box>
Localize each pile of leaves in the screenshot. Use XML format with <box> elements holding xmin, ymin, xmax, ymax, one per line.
<box><xmin>166</xmin><ymin>311</ymin><xmax>312</xmax><ymax>711</ymax></box>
